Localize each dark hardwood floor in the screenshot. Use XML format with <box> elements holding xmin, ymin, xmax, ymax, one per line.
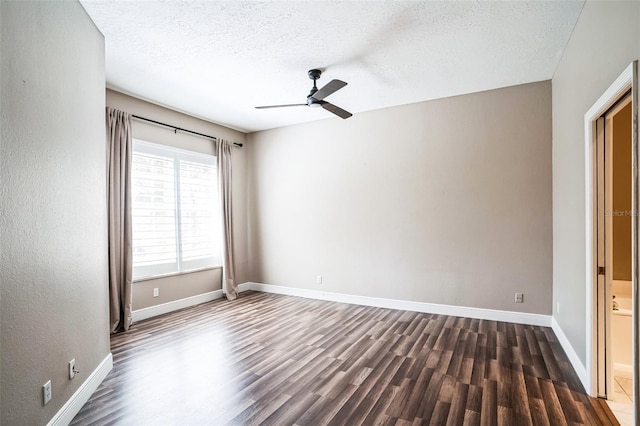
<box><xmin>71</xmin><ymin>291</ymin><xmax>619</xmax><ymax>425</ymax></box>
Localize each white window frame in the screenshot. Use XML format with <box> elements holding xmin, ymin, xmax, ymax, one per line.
<box><xmin>132</xmin><ymin>139</ymin><xmax>221</xmax><ymax>281</ymax></box>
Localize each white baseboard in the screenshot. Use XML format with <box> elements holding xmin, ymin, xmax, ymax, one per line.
<box><xmin>238</xmin><ymin>282</ymin><xmax>551</xmax><ymax>327</ymax></box>
<box><xmin>47</xmin><ymin>353</ymin><xmax>113</xmax><ymax>426</ymax></box>
<box><xmin>132</xmin><ymin>289</ymin><xmax>223</xmax><ymax>322</ymax></box>
<box><xmin>613</xmin><ymin>362</ymin><xmax>633</xmax><ymax>379</ymax></box>
<box><xmin>552</xmin><ymin>317</ymin><xmax>588</xmax><ymax>390</ymax></box>
<box><xmin>237</xmin><ymin>282</ymin><xmax>252</xmax><ymax>293</ymax></box>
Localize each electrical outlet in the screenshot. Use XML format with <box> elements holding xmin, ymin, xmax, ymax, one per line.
<box><xmin>515</xmin><ymin>293</ymin><xmax>524</xmax><ymax>303</ymax></box>
<box><xmin>316</xmin><ymin>276</ymin><xmax>322</xmax><ymax>285</ymax></box>
<box><xmin>153</xmin><ymin>288</ymin><xmax>159</xmax><ymax>297</ymax></box>
<box><xmin>69</xmin><ymin>358</ymin><xmax>76</xmax><ymax>379</ymax></box>
<box><xmin>43</xmin><ymin>380</ymin><xmax>52</xmax><ymax>405</ymax></box>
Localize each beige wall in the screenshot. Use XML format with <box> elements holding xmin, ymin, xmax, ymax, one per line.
<box><xmin>0</xmin><ymin>2</ymin><xmax>109</xmax><ymax>424</ymax></box>
<box><xmin>134</xmin><ymin>269</ymin><xmax>222</xmax><ymax>310</ymax></box>
<box><xmin>106</xmin><ymin>90</ymin><xmax>249</xmax><ymax>310</ymax></box>
<box><xmin>248</xmin><ymin>81</ymin><xmax>552</xmax><ymax>314</ymax></box>
<box><xmin>612</xmin><ymin>102</ymin><xmax>632</xmax><ymax>281</ymax></box>
<box><xmin>552</xmin><ymin>1</ymin><xmax>640</xmax><ymax>366</ymax></box>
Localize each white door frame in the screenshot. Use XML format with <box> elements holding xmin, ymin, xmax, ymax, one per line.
<box><xmin>584</xmin><ymin>62</ymin><xmax>637</xmax><ymax>400</ymax></box>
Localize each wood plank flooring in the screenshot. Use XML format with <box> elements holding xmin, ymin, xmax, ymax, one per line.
<box><xmin>71</xmin><ymin>291</ymin><xmax>619</xmax><ymax>425</ymax></box>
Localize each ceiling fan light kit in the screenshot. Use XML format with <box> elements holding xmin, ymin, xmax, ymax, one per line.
<box><xmin>256</xmin><ymin>69</ymin><xmax>352</xmax><ymax>119</ymax></box>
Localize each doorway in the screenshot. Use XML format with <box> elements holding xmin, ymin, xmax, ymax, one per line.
<box><xmin>596</xmin><ymin>93</ymin><xmax>634</xmax><ymax>402</ymax></box>
<box><xmin>586</xmin><ymin>62</ymin><xmax>638</xmax><ymax>425</ymax></box>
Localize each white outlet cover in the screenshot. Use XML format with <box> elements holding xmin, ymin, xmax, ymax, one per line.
<box><xmin>69</xmin><ymin>359</ymin><xmax>76</xmax><ymax>379</ymax></box>
<box><xmin>43</xmin><ymin>380</ymin><xmax>52</xmax><ymax>405</ymax></box>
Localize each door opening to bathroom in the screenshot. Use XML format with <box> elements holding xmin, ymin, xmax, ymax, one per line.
<box><xmin>595</xmin><ymin>91</ymin><xmax>635</xmax><ymax>426</ymax></box>
<box><xmin>594</xmin><ymin>92</ymin><xmax>635</xmax><ymax>409</ymax></box>
<box><xmin>586</xmin><ymin>62</ymin><xmax>638</xmax><ymax>425</ymax></box>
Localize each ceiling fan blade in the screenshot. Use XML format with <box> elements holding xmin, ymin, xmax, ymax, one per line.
<box><xmin>312</xmin><ymin>79</ymin><xmax>347</xmax><ymax>101</ymax></box>
<box><xmin>255</xmin><ymin>104</ymin><xmax>307</xmax><ymax>109</ymax></box>
<box><xmin>321</xmin><ymin>102</ymin><xmax>352</xmax><ymax>119</ymax></box>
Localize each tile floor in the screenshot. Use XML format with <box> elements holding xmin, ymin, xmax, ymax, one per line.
<box><xmin>606</xmin><ymin>375</ymin><xmax>634</xmax><ymax>426</ymax></box>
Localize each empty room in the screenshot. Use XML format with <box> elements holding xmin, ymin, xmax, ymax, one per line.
<box><xmin>1</xmin><ymin>1</ymin><xmax>639</xmax><ymax>425</ymax></box>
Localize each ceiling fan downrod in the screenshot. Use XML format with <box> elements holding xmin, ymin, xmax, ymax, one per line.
<box><xmin>308</xmin><ymin>69</ymin><xmax>321</xmax><ymax>100</ymax></box>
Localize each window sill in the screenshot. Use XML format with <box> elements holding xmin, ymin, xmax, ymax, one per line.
<box><xmin>133</xmin><ymin>266</ymin><xmax>222</xmax><ymax>283</ymax></box>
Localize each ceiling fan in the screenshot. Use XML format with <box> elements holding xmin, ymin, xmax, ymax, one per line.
<box><xmin>255</xmin><ymin>69</ymin><xmax>352</xmax><ymax>119</ymax></box>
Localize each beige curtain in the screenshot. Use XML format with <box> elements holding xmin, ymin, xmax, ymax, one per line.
<box><xmin>217</xmin><ymin>139</ymin><xmax>237</xmax><ymax>300</ymax></box>
<box><xmin>106</xmin><ymin>107</ymin><xmax>133</xmax><ymax>332</ymax></box>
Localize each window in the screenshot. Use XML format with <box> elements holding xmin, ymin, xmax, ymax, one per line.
<box><xmin>131</xmin><ymin>140</ymin><xmax>221</xmax><ymax>280</ymax></box>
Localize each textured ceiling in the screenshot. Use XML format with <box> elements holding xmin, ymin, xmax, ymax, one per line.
<box><xmin>80</xmin><ymin>1</ymin><xmax>584</xmax><ymax>133</ymax></box>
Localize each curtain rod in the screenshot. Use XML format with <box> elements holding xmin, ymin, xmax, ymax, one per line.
<box><xmin>131</xmin><ymin>114</ymin><xmax>243</xmax><ymax>148</ymax></box>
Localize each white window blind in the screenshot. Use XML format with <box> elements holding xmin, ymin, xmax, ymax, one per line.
<box><xmin>131</xmin><ymin>140</ymin><xmax>221</xmax><ymax>280</ymax></box>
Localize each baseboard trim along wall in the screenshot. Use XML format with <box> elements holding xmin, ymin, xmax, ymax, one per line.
<box><xmin>237</xmin><ymin>282</ymin><xmax>552</xmax><ymax>327</ymax></box>
<box><xmin>131</xmin><ymin>289</ymin><xmax>223</xmax><ymax>322</ymax></box>
<box><xmin>47</xmin><ymin>353</ymin><xmax>113</xmax><ymax>426</ymax></box>
<box><xmin>613</xmin><ymin>362</ymin><xmax>633</xmax><ymax>378</ymax></box>
<box><xmin>551</xmin><ymin>317</ymin><xmax>588</xmax><ymax>390</ymax></box>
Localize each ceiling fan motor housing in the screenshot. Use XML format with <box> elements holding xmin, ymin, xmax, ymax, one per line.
<box><xmin>307</xmin><ymin>97</ymin><xmax>322</xmax><ymax>108</ymax></box>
